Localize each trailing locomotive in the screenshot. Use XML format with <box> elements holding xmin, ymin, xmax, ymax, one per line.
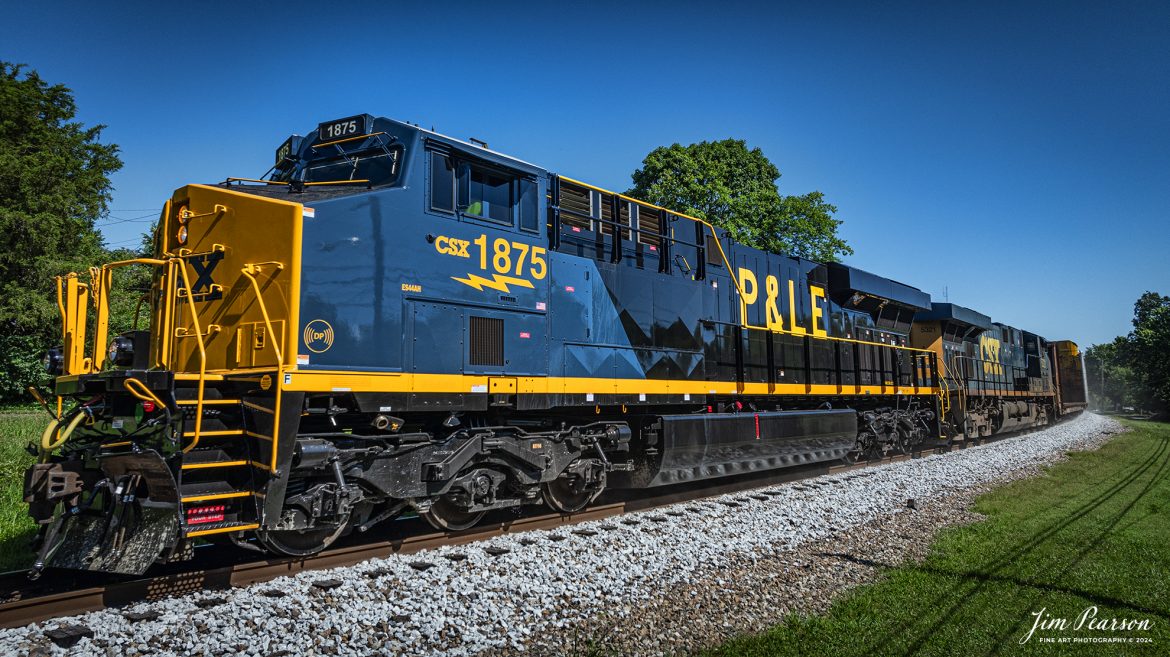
<box><xmin>22</xmin><ymin>113</ymin><xmax>1085</xmax><ymax>575</ymax></box>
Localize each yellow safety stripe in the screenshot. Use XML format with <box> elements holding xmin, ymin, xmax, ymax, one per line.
<box><xmin>281</xmin><ymin>370</ymin><xmax>938</xmax><ymax>397</ymax></box>
<box><xmin>180</xmin><ymin>460</ymin><xmax>249</xmax><ymax>470</ymax></box>
<box><xmin>185</xmin><ymin>523</ymin><xmax>259</xmax><ymax>538</ymax></box>
<box><xmin>175</xmin><ymin>373</ymin><xmax>225</xmax><ymax>381</ymax></box>
<box><xmin>180</xmin><ymin>429</ymin><xmax>245</xmax><ymax>438</ymax></box>
<box><xmin>242</xmin><ymin>401</ymin><xmax>274</xmax><ymax>414</ymax></box>
<box><xmin>181</xmin><ymin>491</ymin><xmax>252</xmax><ymax>503</ymax></box>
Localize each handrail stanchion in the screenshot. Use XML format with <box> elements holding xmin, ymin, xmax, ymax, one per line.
<box><xmin>239</xmin><ymin>261</ymin><xmax>287</xmax><ymax>472</ymax></box>
<box><xmin>174</xmin><ymin>258</ymin><xmax>210</xmax><ymax>453</ymax></box>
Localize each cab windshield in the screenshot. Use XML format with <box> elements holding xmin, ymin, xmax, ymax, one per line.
<box><xmin>273</xmin><ymin>135</ymin><xmax>403</xmax><ymax>188</ymax></box>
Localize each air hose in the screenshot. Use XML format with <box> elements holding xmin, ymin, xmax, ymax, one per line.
<box><xmin>39</xmin><ymin>411</ymin><xmax>86</xmax><ymax>461</ymax></box>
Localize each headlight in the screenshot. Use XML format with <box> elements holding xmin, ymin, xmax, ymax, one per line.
<box><xmin>108</xmin><ymin>335</ymin><xmax>135</xmax><ymax>367</ymax></box>
<box><xmin>176</xmin><ymin>225</ymin><xmax>188</xmax><ymax>245</ymax></box>
<box><xmin>44</xmin><ymin>347</ymin><xmax>64</xmax><ymax>376</ymax></box>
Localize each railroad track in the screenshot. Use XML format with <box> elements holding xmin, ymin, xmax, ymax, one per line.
<box><xmin>0</xmin><ymin>429</ymin><xmax>1024</xmax><ymax>629</ymax></box>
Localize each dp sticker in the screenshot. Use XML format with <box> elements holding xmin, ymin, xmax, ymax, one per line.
<box><xmin>303</xmin><ymin>319</ymin><xmax>335</xmax><ymax>353</ymax></box>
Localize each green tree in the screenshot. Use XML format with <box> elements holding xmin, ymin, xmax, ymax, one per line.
<box><xmin>626</xmin><ymin>139</ymin><xmax>852</xmax><ymax>262</ymax></box>
<box><xmin>0</xmin><ymin>62</ymin><xmax>123</xmax><ymax>401</ymax></box>
<box><xmin>1127</xmin><ymin>291</ymin><xmax>1170</xmax><ymax>413</ymax></box>
<box><xmin>1085</xmin><ymin>291</ymin><xmax>1170</xmax><ymax>416</ymax></box>
<box><xmin>1084</xmin><ymin>339</ymin><xmax>1139</xmax><ymax>411</ymax></box>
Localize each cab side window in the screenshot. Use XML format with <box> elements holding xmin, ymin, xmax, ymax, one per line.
<box><xmin>519</xmin><ymin>179</ymin><xmax>538</xmax><ymax>233</ymax></box>
<box><xmin>463</xmin><ymin>168</ymin><xmax>512</xmax><ymax>224</ymax></box>
<box><xmin>429</xmin><ymin>148</ymin><xmax>538</xmax><ymax>233</ymax></box>
<box><xmin>430</xmin><ymin>153</ymin><xmax>455</xmax><ymax>212</ymax></box>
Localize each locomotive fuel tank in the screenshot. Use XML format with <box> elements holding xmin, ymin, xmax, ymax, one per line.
<box><xmin>616</xmin><ymin>409</ymin><xmax>857</xmax><ymax>488</ymax></box>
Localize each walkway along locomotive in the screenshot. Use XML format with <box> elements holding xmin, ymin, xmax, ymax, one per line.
<box><xmin>22</xmin><ymin>113</ymin><xmax>1088</xmax><ymax>575</ymax></box>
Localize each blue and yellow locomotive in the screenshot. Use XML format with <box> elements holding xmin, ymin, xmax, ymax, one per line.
<box><xmin>22</xmin><ymin>113</ymin><xmax>1081</xmax><ymax>574</ymax></box>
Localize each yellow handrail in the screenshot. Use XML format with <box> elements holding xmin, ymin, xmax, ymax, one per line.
<box><xmin>238</xmin><ymin>261</ymin><xmax>288</xmax><ymax>470</ymax></box>
<box><xmin>55</xmin><ymin>277</ymin><xmax>67</xmax><ymax>342</ymax></box>
<box><xmin>123</xmin><ymin>377</ymin><xmax>165</xmax><ymax>409</ymax></box>
<box><xmin>78</xmin><ymin>258</ymin><xmax>171</xmax><ymax>371</ymax></box>
<box><xmin>90</xmin><ymin>266</ymin><xmax>110</xmax><ymax>371</ymax></box>
<box><xmin>240</xmin><ymin>263</ymin><xmax>285</xmax><ymax>365</ymax></box>
<box><xmin>312</xmin><ymin>131</ymin><xmax>388</xmax><ymax>149</ymax></box>
<box><xmin>159</xmin><ymin>259</ymin><xmax>176</xmax><ymax>368</ymax></box>
<box><xmin>173</xmin><ymin>257</ymin><xmax>209</xmax><ymax>453</ymax></box>
<box><xmin>178</xmin><ymin>205</ymin><xmax>227</xmax><ymax>222</ymax></box>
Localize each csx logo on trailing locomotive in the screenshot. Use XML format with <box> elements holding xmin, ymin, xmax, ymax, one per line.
<box><xmin>980</xmin><ymin>334</ymin><xmax>1004</xmax><ymax>375</ymax></box>
<box><xmin>184</xmin><ymin>251</ymin><xmax>224</xmax><ymax>303</ymax></box>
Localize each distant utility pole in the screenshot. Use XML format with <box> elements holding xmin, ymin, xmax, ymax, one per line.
<box><xmin>1100</xmin><ymin>358</ymin><xmax>1106</xmax><ymax>409</ymax></box>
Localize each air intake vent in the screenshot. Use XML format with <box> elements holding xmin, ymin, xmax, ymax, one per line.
<box><xmin>469</xmin><ymin>316</ymin><xmax>504</xmax><ymax>366</ymax></box>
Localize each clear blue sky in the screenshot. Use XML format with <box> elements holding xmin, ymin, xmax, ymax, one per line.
<box><xmin>4</xmin><ymin>1</ymin><xmax>1167</xmax><ymax>348</ymax></box>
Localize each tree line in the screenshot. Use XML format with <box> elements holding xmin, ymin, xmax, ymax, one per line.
<box><xmin>0</xmin><ymin>62</ymin><xmax>147</xmax><ymax>401</ymax></box>
<box><xmin>0</xmin><ymin>62</ymin><xmax>850</xmax><ymax>404</ymax></box>
<box><xmin>1085</xmin><ymin>292</ymin><xmax>1170</xmax><ymax>418</ymax></box>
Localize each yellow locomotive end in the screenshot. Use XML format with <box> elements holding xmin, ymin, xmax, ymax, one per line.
<box><xmin>24</xmin><ymin>185</ymin><xmax>308</xmax><ymax>575</ymax></box>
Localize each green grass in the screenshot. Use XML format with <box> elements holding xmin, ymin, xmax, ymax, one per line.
<box><xmin>0</xmin><ymin>410</ymin><xmax>42</xmax><ymax>572</ymax></box>
<box><xmin>706</xmin><ymin>419</ymin><xmax>1170</xmax><ymax>657</ymax></box>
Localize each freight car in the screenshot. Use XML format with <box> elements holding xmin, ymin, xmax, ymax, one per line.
<box><xmin>22</xmin><ymin>113</ymin><xmax>1082</xmax><ymax>575</ymax></box>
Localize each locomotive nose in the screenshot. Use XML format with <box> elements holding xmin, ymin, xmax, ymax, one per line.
<box><xmin>161</xmin><ymin>185</ymin><xmax>302</xmax><ymax>373</ymax></box>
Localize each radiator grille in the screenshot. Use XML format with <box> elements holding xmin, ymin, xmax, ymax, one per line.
<box><xmin>637</xmin><ymin>206</ymin><xmax>661</xmax><ymax>246</ymax></box>
<box><xmin>469</xmin><ymin>316</ymin><xmax>504</xmax><ymax>366</ymax></box>
<box><xmin>559</xmin><ymin>183</ymin><xmax>592</xmax><ymax>230</ymax></box>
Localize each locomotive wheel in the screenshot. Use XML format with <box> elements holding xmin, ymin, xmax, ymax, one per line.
<box><xmin>843</xmin><ymin>430</ymin><xmax>871</xmax><ymax>464</ymax></box>
<box><xmin>542</xmin><ymin>477</ymin><xmax>596</xmax><ymax>514</ymax></box>
<box><xmin>258</xmin><ymin>518</ymin><xmax>349</xmax><ymax>557</ymax></box>
<box><xmin>890</xmin><ymin>429</ymin><xmax>912</xmax><ymax>456</ymax></box>
<box><xmin>421</xmin><ymin>496</ymin><xmax>485</xmax><ymax>532</ymax></box>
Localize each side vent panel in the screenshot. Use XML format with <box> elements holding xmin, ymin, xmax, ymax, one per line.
<box><xmin>469</xmin><ymin>316</ymin><xmax>504</xmax><ymax>366</ymax></box>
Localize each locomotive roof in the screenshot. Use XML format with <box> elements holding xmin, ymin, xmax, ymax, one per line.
<box><xmin>915</xmin><ymin>302</ymin><xmax>993</xmax><ymax>330</ymax></box>
<box><xmin>825</xmin><ymin>262</ymin><xmax>931</xmax><ymax>311</ymax></box>
<box><xmin>413</xmin><ymin>122</ymin><xmax>547</xmax><ymax>177</ymax></box>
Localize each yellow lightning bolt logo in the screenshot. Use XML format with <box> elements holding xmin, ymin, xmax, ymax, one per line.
<box><xmin>452</xmin><ymin>273</ymin><xmax>536</xmax><ymax>293</ymax></box>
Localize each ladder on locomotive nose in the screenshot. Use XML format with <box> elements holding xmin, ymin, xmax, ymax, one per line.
<box><xmin>169</xmin><ymin>251</ymin><xmax>288</xmax><ymax>540</ymax></box>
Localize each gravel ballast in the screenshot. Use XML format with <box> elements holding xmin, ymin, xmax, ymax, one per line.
<box><xmin>2</xmin><ymin>413</ymin><xmax>1124</xmax><ymax>657</ymax></box>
